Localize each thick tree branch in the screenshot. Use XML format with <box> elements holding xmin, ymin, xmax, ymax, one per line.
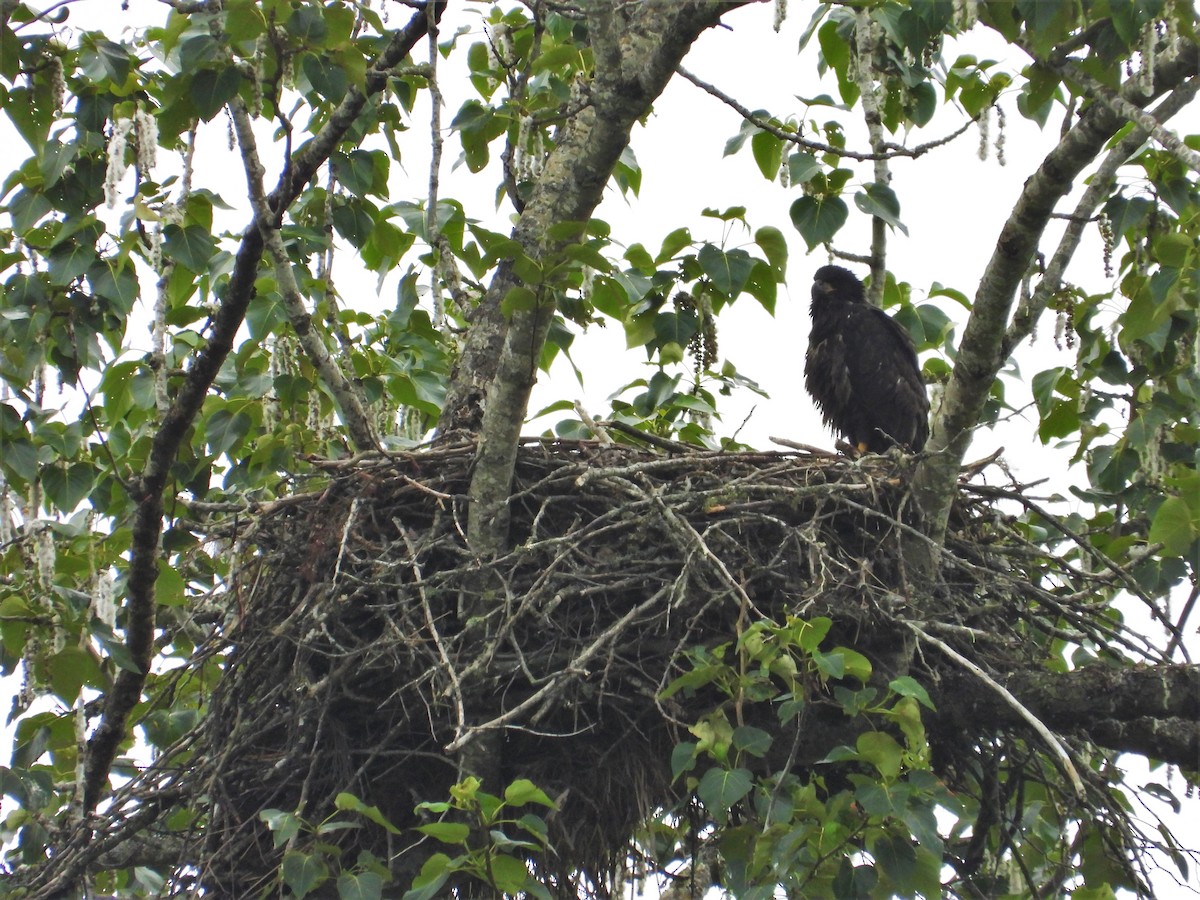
<box><xmin>1049</xmin><ymin>57</ymin><xmax>1200</xmax><ymax>175</ymax></box>
<box><xmin>1004</xmin><ymin>79</ymin><xmax>1200</xmax><ymax>354</ymax></box>
<box><xmin>913</xmin><ymin>51</ymin><xmax>1200</xmax><ymax>544</ymax></box>
<box><xmin>938</xmin><ymin>664</ymin><xmax>1200</xmax><ymax>769</ymax></box>
<box><xmin>78</xmin><ymin>0</ymin><xmax>442</xmax><ymax>821</ymax></box>
<box><xmin>442</xmin><ymin>1</ymin><xmax>757</xmax><ymax>557</ymax></box>
<box><xmin>853</xmin><ymin>9</ymin><xmax>889</xmax><ymax>302</ymax></box>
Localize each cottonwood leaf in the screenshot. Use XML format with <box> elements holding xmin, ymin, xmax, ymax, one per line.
<box><xmin>790</xmin><ymin>195</ymin><xmax>848</xmax><ymax>249</ymax></box>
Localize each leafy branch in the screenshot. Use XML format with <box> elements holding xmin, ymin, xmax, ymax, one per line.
<box><xmin>75</xmin><ymin>0</ymin><xmax>444</xmax><ymax>829</ymax></box>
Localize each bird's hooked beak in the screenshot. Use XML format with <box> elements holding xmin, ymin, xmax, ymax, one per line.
<box><xmin>814</xmin><ymin>278</ymin><xmax>833</xmax><ymax>295</ymax></box>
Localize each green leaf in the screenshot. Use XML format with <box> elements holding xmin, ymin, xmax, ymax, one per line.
<box><xmin>5</xmin><ymin>86</ymin><xmax>53</xmax><ymax>151</ymax></box>
<box><xmin>48</xmin><ymin>645</ymin><xmax>106</xmax><ymax>703</ymax></box>
<box><xmin>795</xmin><ymin>616</ymin><xmax>832</xmax><ymax>653</ymax></box>
<box><xmin>162</xmin><ymin>224</ymin><xmax>218</xmax><ymax>273</ymax></box>
<box><xmin>731</xmin><ymin>725</ymin><xmax>772</xmax><ymax>758</ymax></box>
<box><xmin>402</xmin><ymin>853</ymin><xmax>451</xmax><ymax>900</ymax></box>
<box><xmin>332</xmin><ymin>198</ymin><xmax>378</xmax><ymax>248</ymax></box>
<box><xmin>788</xmin><ymin>152</ymin><xmax>821</xmax><ymax>184</ymax></box>
<box><xmin>854</xmin><ymin>183</ymin><xmax>908</xmax><ymax>235</ymax></box>
<box><xmin>888</xmin><ymin>676</ymin><xmax>935</xmax><ymax>710</ymax></box>
<box><xmin>87</xmin><ymin>258</ymin><xmax>140</xmax><ymax>314</ymax></box>
<box><xmin>488</xmin><ymin>854</ymin><xmax>531</xmax><ymax>893</ymax></box>
<box><xmin>909</xmin><ymin>82</ymin><xmax>936</xmax><ymax>126</ymax></box>
<box><xmin>415</xmin><ymin>821</ymin><xmax>470</xmax><ymax>844</ymax></box>
<box><xmin>698</xmin><ymin>245</ymin><xmax>754</xmax><ymax>298</ymax></box>
<box><xmin>1149</xmin><ymin>496</ymin><xmax>1195</xmax><ymax>557</ymax></box>
<box><xmin>1</xmin><ymin>435</ymin><xmax>38</xmax><ymax>485</ymax></box>
<box><xmin>332</xmin><ymin>150</ymin><xmax>385</xmax><ymax>198</ymax></box>
<box><xmin>789</xmin><ymin>195</ymin><xmax>848</xmax><ymax>250</ymax></box>
<box><xmin>503</xmin><ymin>778</ymin><xmax>556</xmax><ymax>808</ymax></box>
<box><xmin>190</xmin><ymin>67</ymin><xmax>243</xmax><ymax>120</ymax></box>
<box><xmin>48</xmin><ymin>240</ymin><xmax>100</xmax><ymax>286</ymax></box>
<box><xmin>670</xmin><ymin>741</ymin><xmax>698</xmax><ymax>779</ymax></box>
<box><xmin>857</xmin><ymin>731</ymin><xmax>904</xmax><ymax>779</ymax></box>
<box><xmin>178</xmin><ymin>34</ymin><xmax>222</xmax><ymax>71</ymax></box>
<box><xmin>751</xmin><ymin>129</ymin><xmax>784</xmax><ymax>181</ymax></box>
<box><xmin>501</xmin><ymin>286</ymin><xmax>538</xmax><ymax>317</ymax></box>
<box><xmin>696</xmin><ymin>767</ymin><xmax>753</xmax><ymax>821</ymax></box>
<box><xmin>838</xmin><ymin>647</ymin><xmax>872</xmax><ymax>682</ymax></box>
<box><xmin>656</xmin><ymin>227</ymin><xmax>693</xmax><ymax>263</ymax></box>
<box><xmin>833</xmin><ymin>861</ymin><xmax>879</xmax><ymax>899</ymax></box>
<box><xmin>41</xmin><ymin>463</ymin><xmax>94</xmax><ymax>511</ymax></box>
<box><xmin>287</xmin><ymin>4</ymin><xmax>329</xmax><ymax>43</ymax></box>
<box><xmin>82</xmin><ymin>36</ymin><xmax>133</xmax><ymax>85</ymax></box>
<box><xmin>205</xmin><ymin>407</ymin><xmax>252</xmax><ymax>456</ymax></box>
<box><xmin>754</xmin><ymin>226</ymin><xmax>788</xmax><ymax>278</ymax></box>
<box><xmin>872</xmin><ymin>833</ymin><xmax>918</xmax><ymax>893</ymax></box>
<box><xmin>334</xmin><ymin>792</ymin><xmax>402</xmax><ymax>833</ymax></box>
<box><xmin>744</xmin><ymin>260</ymin><xmax>778</xmax><ymax>315</ymax></box>
<box><xmin>259</xmin><ymin>808</ymin><xmax>303</xmax><ymax>846</ymax></box>
<box><xmin>302</xmin><ymin>52</ymin><xmax>349</xmax><ymax>102</ymax></box>
<box><xmin>282</xmin><ymin>851</ymin><xmax>329</xmax><ymax>899</ymax></box>
<box><xmin>336</xmin><ymin>871</ymin><xmax>383</xmax><ymax>900</ymax></box>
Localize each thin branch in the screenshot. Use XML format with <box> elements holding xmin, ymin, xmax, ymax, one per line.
<box><xmin>909</xmin><ymin>622</ymin><xmax>1087</xmax><ymax>801</ymax></box>
<box><xmin>228</xmin><ymin>98</ymin><xmax>377</xmax><ymax>452</ymax></box>
<box><xmin>77</xmin><ymin>0</ymin><xmax>442</xmax><ymax>821</ymax></box>
<box><xmin>1005</xmin><ymin>77</ymin><xmax>1200</xmax><ymax>352</ymax></box>
<box><xmin>444</xmin><ymin>586</ymin><xmax>670</xmax><ymax>752</ymax></box>
<box><xmin>1166</xmin><ymin>581</ymin><xmax>1199</xmax><ymax>662</ymax></box>
<box><xmin>675</xmin><ymin>64</ymin><xmax>980</xmax><ymax>162</ymax></box>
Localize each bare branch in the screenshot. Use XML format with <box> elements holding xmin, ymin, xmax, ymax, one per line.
<box><xmin>911</xmin><ymin>622</ymin><xmax>1088</xmax><ymax>801</ymax></box>
<box><xmin>675</xmin><ymin>65</ymin><xmax>980</xmax><ymax>162</ymax></box>
<box><xmin>229</xmin><ymin>98</ymin><xmax>378</xmax><ymax>452</ymax></box>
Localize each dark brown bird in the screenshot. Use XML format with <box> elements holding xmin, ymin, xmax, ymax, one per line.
<box><xmin>804</xmin><ymin>265</ymin><xmax>929</xmax><ymax>453</ymax></box>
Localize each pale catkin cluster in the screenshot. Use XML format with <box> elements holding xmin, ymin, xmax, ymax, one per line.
<box><xmin>778</xmin><ymin>155</ymin><xmax>790</xmax><ymax>188</ymax></box>
<box><xmin>1139</xmin><ymin>21</ymin><xmax>1157</xmax><ymax>94</ymax></box>
<box><xmin>251</xmin><ymin>34</ymin><xmax>267</xmax><ymax>118</ymax></box>
<box><xmin>92</xmin><ymin>569</ymin><xmax>116</xmax><ymax>630</ymax></box>
<box><xmin>515</xmin><ymin>116</ymin><xmax>544</xmax><ymax>182</ymax></box>
<box><xmin>134</xmin><ymin>105</ymin><xmax>158</xmax><ymax>172</ymax></box>
<box><xmin>35</xmin><ymin>523</ymin><xmax>55</xmax><ymax>593</ymax></box>
<box><xmin>773</xmin><ymin>0</ymin><xmax>787</xmax><ymax>33</ymax></box>
<box><xmin>46</xmin><ymin>51</ymin><xmax>65</xmax><ymax>115</ymax></box>
<box><xmin>104</xmin><ymin>118</ymin><xmax>133</xmax><ymax>208</ymax></box>
<box><xmin>1193</xmin><ymin>321</ymin><xmax>1200</xmax><ymax>383</ymax></box>
<box><xmin>977</xmin><ymin>106</ymin><xmax>990</xmax><ymax>161</ymax></box>
<box><xmin>148</xmin><ymin>221</ymin><xmax>164</xmax><ymax>273</ymax></box>
<box><xmin>994</xmin><ymin>105</ymin><xmax>1006</xmax><ymax>166</ymax></box>
<box><xmin>580</xmin><ymin>265</ymin><xmax>595</xmax><ymax>303</ymax></box>
<box><xmin>0</xmin><ymin>483</ymin><xmax>12</xmax><ymax>548</ymax></box>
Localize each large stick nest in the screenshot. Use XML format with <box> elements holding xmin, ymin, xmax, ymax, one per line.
<box><xmin>74</xmin><ymin>441</ymin><xmax>1155</xmax><ymax>896</ymax></box>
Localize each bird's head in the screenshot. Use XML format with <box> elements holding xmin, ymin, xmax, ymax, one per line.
<box><xmin>812</xmin><ymin>265</ymin><xmax>866</xmax><ymax>304</ymax></box>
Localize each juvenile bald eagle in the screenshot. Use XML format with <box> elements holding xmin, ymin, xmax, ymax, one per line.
<box><xmin>804</xmin><ymin>265</ymin><xmax>929</xmax><ymax>453</ymax></box>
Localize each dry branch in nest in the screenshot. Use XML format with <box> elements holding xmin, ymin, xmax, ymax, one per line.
<box><xmin>28</xmin><ymin>441</ymin><xmax>1171</xmax><ymax>897</ymax></box>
